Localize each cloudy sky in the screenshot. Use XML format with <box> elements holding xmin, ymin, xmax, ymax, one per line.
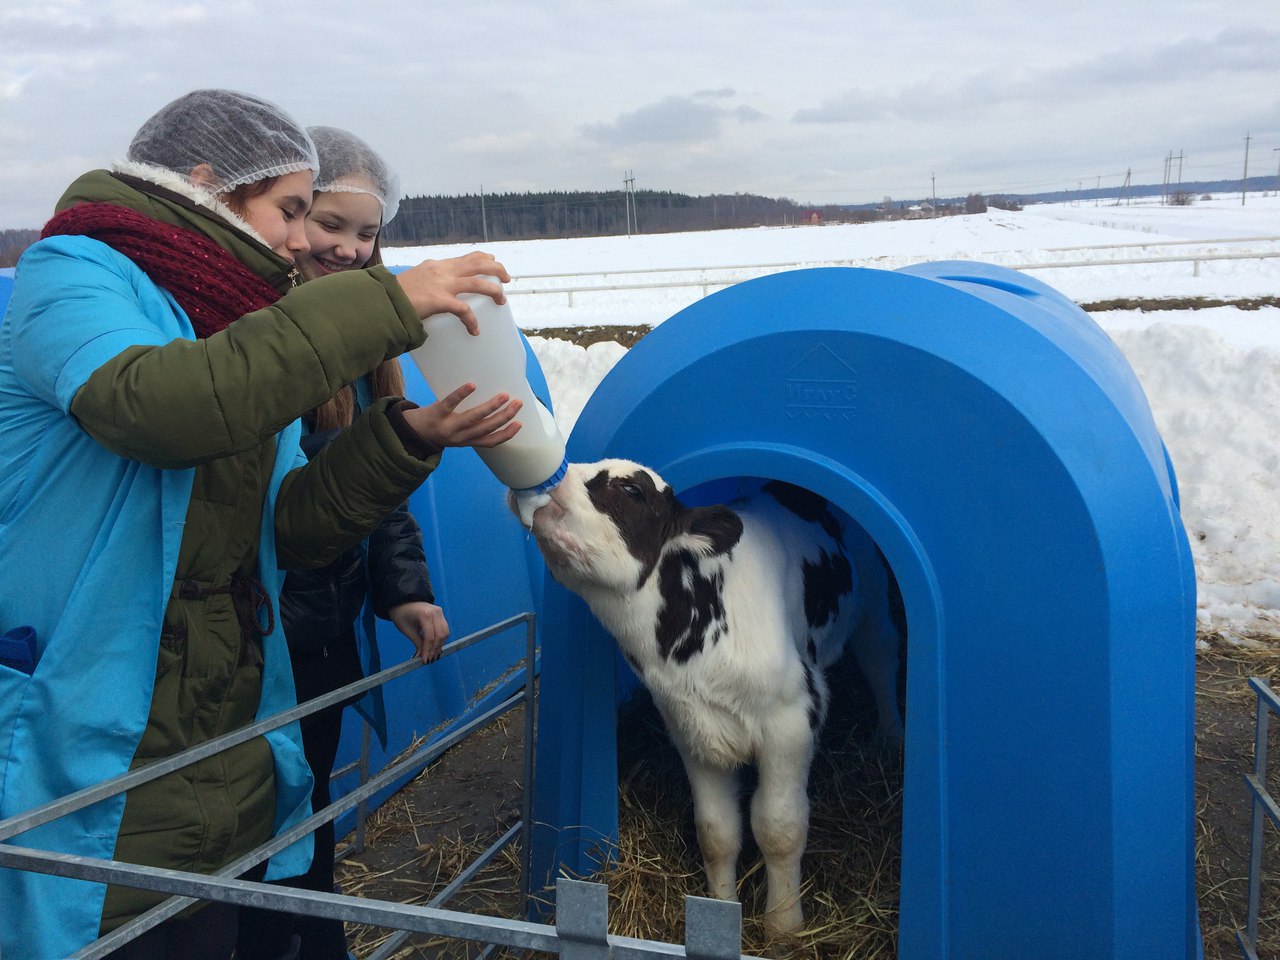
<box><xmin>1</xmin><ymin>0</ymin><xmax>1276</xmax><ymax>230</ymax></box>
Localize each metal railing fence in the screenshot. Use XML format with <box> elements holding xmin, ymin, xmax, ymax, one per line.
<box><xmin>493</xmin><ymin>243</ymin><xmax>1279</xmax><ymax>308</ymax></box>
<box><xmin>0</xmin><ymin>614</ymin><xmax>544</xmax><ymax>959</ymax></box>
<box><xmin>0</xmin><ymin>612</ymin><xmax>754</xmax><ymax>959</ymax></box>
<box><xmin>1237</xmin><ymin>675</ymin><xmax>1280</xmax><ymax>960</ymax></box>
<box><xmin>0</xmin><ymin>847</ymin><xmax>750</xmax><ymax>960</ymax></box>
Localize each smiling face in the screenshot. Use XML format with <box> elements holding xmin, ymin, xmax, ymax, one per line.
<box><xmin>226</xmin><ymin>168</ymin><xmax>314</xmax><ymax>262</ymax></box>
<box><xmin>299</xmin><ymin>186</ymin><xmax>383</xmax><ymax>277</ymax></box>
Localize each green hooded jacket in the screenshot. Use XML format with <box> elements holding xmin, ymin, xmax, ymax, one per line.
<box><xmin>53</xmin><ymin>170</ymin><xmax>439</xmax><ymax>930</ymax></box>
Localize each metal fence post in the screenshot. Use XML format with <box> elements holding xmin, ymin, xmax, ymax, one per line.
<box><xmin>355</xmin><ymin>721</ymin><xmax>372</xmax><ymax>854</ymax></box>
<box><xmin>556</xmin><ymin>878</ymin><xmax>610</xmax><ymax>960</ymax></box>
<box><xmin>520</xmin><ymin>614</ymin><xmax>538</xmax><ymax>908</ymax></box>
<box><xmin>684</xmin><ymin>895</ymin><xmax>742</xmax><ymax>960</ymax></box>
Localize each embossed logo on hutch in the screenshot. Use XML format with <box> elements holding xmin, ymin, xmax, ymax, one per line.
<box><xmin>786</xmin><ymin>345</ymin><xmax>857</xmax><ymax>419</ymax></box>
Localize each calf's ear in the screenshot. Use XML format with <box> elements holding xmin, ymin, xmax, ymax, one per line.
<box><xmin>683</xmin><ymin>505</ymin><xmax>743</xmax><ymax>556</ymax></box>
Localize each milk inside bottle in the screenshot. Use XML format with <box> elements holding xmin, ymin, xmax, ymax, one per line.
<box><xmin>407</xmin><ymin>277</ymin><xmax>568</xmax><ymax>501</ymax></box>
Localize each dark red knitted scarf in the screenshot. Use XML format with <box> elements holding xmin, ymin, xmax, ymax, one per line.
<box><xmin>41</xmin><ymin>202</ymin><xmax>283</xmax><ymax>339</ymax></box>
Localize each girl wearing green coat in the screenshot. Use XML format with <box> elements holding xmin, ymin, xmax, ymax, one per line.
<box><xmin>0</xmin><ymin>88</ymin><xmax>522</xmax><ymax>960</ymax></box>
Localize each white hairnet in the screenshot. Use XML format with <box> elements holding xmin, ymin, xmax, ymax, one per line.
<box><xmin>308</xmin><ymin>125</ymin><xmax>401</xmax><ymax>225</ymax></box>
<box><xmin>126</xmin><ymin>89</ymin><xmax>318</xmax><ymax>195</ymax></box>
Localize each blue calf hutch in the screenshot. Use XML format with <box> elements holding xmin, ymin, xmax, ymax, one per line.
<box><xmin>529</xmin><ymin>263</ymin><xmax>1201</xmax><ymax>958</ymax></box>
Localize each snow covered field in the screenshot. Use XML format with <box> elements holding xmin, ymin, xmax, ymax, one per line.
<box><xmin>383</xmin><ymin>195</ymin><xmax>1280</xmax><ymax>642</ymax></box>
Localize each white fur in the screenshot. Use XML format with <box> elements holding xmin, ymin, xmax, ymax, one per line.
<box><xmin>515</xmin><ymin>460</ymin><xmax>902</xmax><ymax>936</ymax></box>
<box><xmin>111</xmin><ymin>160</ymin><xmax>274</xmax><ymax>248</ymax></box>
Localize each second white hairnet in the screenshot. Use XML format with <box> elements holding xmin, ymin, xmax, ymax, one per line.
<box><xmin>308</xmin><ymin>126</ymin><xmax>401</xmax><ymax>225</ymax></box>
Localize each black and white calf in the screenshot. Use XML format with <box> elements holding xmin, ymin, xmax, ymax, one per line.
<box><xmin>512</xmin><ymin>459</ymin><xmax>902</xmax><ymax>935</ymax></box>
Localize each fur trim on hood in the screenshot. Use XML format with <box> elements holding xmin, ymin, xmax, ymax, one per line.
<box><xmin>112</xmin><ymin>159</ymin><xmax>272</xmax><ymax>249</ymax></box>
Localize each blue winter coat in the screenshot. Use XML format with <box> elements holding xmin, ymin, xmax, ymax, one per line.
<box><xmin>0</xmin><ymin>180</ymin><xmax>434</xmax><ymax>956</ymax></box>
<box><xmin>0</xmin><ymin>234</ymin><xmax>313</xmax><ymax>958</ymax></box>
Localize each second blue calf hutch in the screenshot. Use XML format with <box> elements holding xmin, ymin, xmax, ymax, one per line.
<box><xmin>530</xmin><ymin>263</ymin><xmax>1202</xmax><ymax>958</ymax></box>
<box><xmin>330</xmin><ymin>326</ymin><xmax>553</xmax><ymax>836</ymax></box>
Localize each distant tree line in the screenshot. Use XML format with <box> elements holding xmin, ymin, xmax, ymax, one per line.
<box><xmin>0</xmin><ymin>229</ymin><xmax>39</xmax><ymax>268</ymax></box>
<box><xmin>2</xmin><ymin>173</ymin><xmax>1259</xmax><ymax>264</ymax></box>
<box><xmin>380</xmin><ymin>189</ymin><xmax>870</xmax><ymax>246</ymax></box>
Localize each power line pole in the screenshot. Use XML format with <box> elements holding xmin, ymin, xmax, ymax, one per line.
<box><xmin>1095</xmin><ymin>175</ymin><xmax>1101</xmax><ymax>206</ymax></box>
<box><xmin>623</xmin><ymin>170</ymin><xmax>637</xmax><ymax>236</ymax></box>
<box><xmin>480</xmin><ymin>185</ymin><xmax>488</xmax><ymax>242</ymax></box>
<box><xmin>630</xmin><ymin>171</ymin><xmax>638</xmax><ymax>234</ymax></box>
<box><xmin>1162</xmin><ymin>150</ymin><xmax>1171</xmax><ymax>205</ymax></box>
<box><xmin>1242</xmin><ymin>132</ymin><xmax>1251</xmax><ymax>206</ymax></box>
<box><xmin>931</xmin><ymin>172</ymin><xmax>936</xmax><ymax>218</ymax></box>
<box><xmin>1115</xmin><ymin>168</ymin><xmax>1131</xmax><ymax>206</ymax></box>
<box><xmin>1274</xmin><ymin>147</ymin><xmax>1280</xmax><ymax>197</ymax></box>
<box><xmin>1173</xmin><ymin>150</ymin><xmax>1184</xmax><ymax>201</ymax></box>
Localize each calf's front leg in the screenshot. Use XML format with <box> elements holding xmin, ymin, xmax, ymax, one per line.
<box><xmin>680</xmin><ymin>752</ymin><xmax>743</xmax><ymax>902</ymax></box>
<box><xmin>752</xmin><ymin>727</ymin><xmax>816</xmax><ymax>936</ymax></box>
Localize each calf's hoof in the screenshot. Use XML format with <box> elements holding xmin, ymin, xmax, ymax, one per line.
<box><xmin>762</xmin><ymin>900</ymin><xmax>804</xmax><ymax>939</ymax></box>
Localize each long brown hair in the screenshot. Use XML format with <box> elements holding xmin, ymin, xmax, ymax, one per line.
<box><xmin>223</xmin><ymin>176</ymin><xmax>279</xmax><ymax>214</ymax></box>
<box><xmin>309</xmin><ymin>232</ymin><xmax>406</xmax><ymax>431</ymax></box>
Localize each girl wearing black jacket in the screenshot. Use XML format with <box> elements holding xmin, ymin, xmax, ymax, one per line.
<box><xmin>236</xmin><ymin>127</ymin><xmax>449</xmax><ymax>960</ymax></box>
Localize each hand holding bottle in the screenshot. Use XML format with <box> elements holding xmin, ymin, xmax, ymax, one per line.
<box><xmin>408</xmin><ymin>273</ymin><xmax>567</xmax><ymax>492</ymax></box>
<box><xmin>400</xmin><ymin>382</ymin><xmax>523</xmax><ymax>450</ymax></box>
<box><xmin>395</xmin><ymin>251</ymin><xmax>510</xmax><ymax>335</ymax></box>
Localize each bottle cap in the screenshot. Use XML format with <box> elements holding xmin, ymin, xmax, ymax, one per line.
<box><xmin>513</xmin><ymin>457</ymin><xmax>569</xmax><ymax>495</ymax></box>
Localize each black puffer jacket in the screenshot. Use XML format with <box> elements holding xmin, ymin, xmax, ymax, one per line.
<box><xmin>281</xmin><ymin>426</ymin><xmax>434</xmax><ymax>656</ymax></box>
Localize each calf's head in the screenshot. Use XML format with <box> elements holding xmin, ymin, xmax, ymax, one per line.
<box><xmin>509</xmin><ymin>459</ymin><xmax>743</xmax><ymax>595</ymax></box>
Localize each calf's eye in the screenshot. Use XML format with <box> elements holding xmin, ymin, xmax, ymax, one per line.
<box><xmin>619</xmin><ymin>481</ymin><xmax>644</xmax><ymax>501</ymax></box>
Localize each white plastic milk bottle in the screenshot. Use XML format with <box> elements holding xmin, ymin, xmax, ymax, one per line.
<box><xmin>407</xmin><ymin>278</ymin><xmax>568</xmax><ymax>494</ymax></box>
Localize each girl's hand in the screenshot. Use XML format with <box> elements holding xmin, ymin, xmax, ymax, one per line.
<box><xmin>402</xmin><ymin>383</ymin><xmax>523</xmax><ymax>449</ymax></box>
<box><xmin>389</xmin><ymin>601</ymin><xmax>449</xmax><ymax>663</ymax></box>
<box><xmin>396</xmin><ymin>251</ymin><xmax>511</xmax><ymax>334</ymax></box>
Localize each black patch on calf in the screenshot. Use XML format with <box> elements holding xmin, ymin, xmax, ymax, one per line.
<box><xmin>803</xmin><ymin>549</ymin><xmax>853</xmax><ymax>629</ymax></box>
<box><xmin>762</xmin><ymin>480</ymin><xmax>844</xmax><ymax>546</ymax></box>
<box><xmin>655</xmin><ymin>548</ymin><xmax>727</xmax><ymax>663</ymax></box>
<box><xmin>585</xmin><ymin>467</ymin><xmax>743</xmax><ymax>589</ymax></box>
<box><xmin>584</xmin><ymin>467</ymin><xmax>675</xmax><ymax>586</ymax></box>
<box><xmin>806</xmin><ymin>636</ymin><xmax>818</xmax><ymax>663</ymax></box>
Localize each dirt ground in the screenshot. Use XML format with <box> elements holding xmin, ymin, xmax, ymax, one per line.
<box><xmin>1190</xmin><ymin>640</ymin><xmax>1280</xmax><ymax>960</ymax></box>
